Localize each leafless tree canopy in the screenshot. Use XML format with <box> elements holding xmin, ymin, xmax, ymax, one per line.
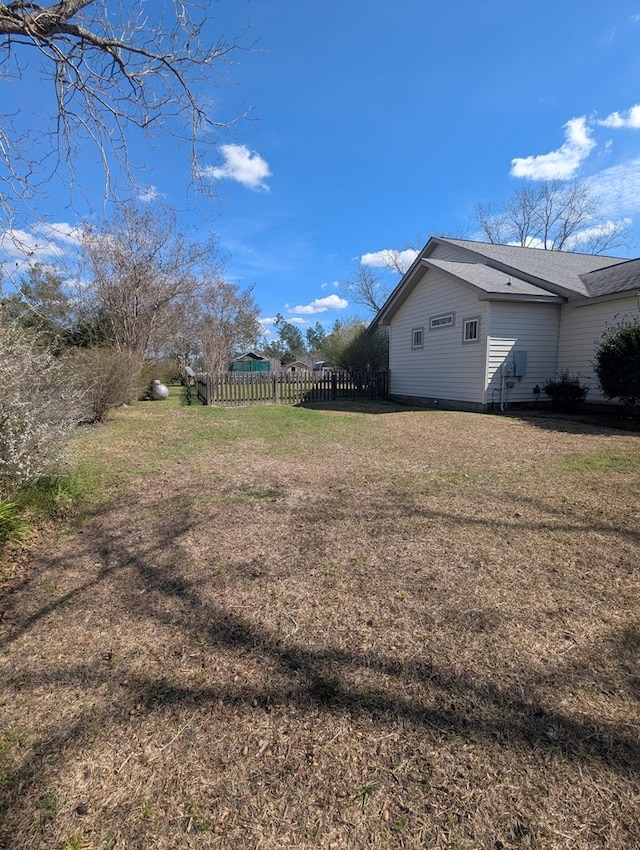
<box><xmin>343</xmin><ymin>245</ymin><xmax>423</xmax><ymax>317</ymax></box>
<box><xmin>198</xmin><ymin>280</ymin><xmax>260</xmax><ymax>372</ymax></box>
<box><xmin>0</xmin><ymin>0</ymin><xmax>249</xmax><ymax>216</ymax></box>
<box><xmin>343</xmin><ymin>265</ymin><xmax>391</xmax><ymax>316</ymax></box>
<box><xmin>473</xmin><ymin>180</ymin><xmax>630</xmax><ymax>255</ymax></box>
<box><xmin>78</xmin><ymin>201</ymin><xmax>260</xmax><ymax>367</ymax></box>
<box><xmin>82</xmin><ymin>202</ymin><xmax>217</xmax><ymax>357</ymax></box>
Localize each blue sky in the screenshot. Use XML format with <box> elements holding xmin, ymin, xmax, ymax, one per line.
<box><xmin>2</xmin><ymin>0</ymin><xmax>640</xmax><ymax>339</ymax></box>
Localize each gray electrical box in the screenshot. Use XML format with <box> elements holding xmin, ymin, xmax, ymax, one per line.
<box><xmin>513</xmin><ymin>351</ymin><xmax>528</xmax><ymax>377</ymax></box>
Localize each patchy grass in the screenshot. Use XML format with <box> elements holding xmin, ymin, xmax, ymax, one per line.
<box><xmin>0</xmin><ymin>392</ymin><xmax>639</xmax><ymax>849</ymax></box>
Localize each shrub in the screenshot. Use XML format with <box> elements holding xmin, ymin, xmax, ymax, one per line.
<box><xmin>71</xmin><ymin>348</ymin><xmax>142</xmax><ymax>422</ymax></box>
<box><xmin>140</xmin><ymin>357</ymin><xmax>181</xmax><ymax>390</ymax></box>
<box><xmin>321</xmin><ymin>321</ymin><xmax>389</xmax><ymax>372</ymax></box>
<box><xmin>543</xmin><ymin>371</ymin><xmax>589</xmax><ymax>411</ymax></box>
<box><xmin>0</xmin><ymin>321</ymin><xmax>83</xmax><ymax>498</ymax></box>
<box><xmin>342</xmin><ymin>327</ymin><xmax>389</xmax><ymax>372</ymax></box>
<box><xmin>593</xmin><ymin>315</ymin><xmax>640</xmax><ymax>406</ymax></box>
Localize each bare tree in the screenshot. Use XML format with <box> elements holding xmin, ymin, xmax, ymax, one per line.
<box><xmin>343</xmin><ymin>265</ymin><xmax>391</xmax><ymax>316</ymax></box>
<box><xmin>198</xmin><ymin>279</ymin><xmax>261</xmax><ymax>372</ymax></box>
<box><xmin>0</xmin><ymin>0</ymin><xmax>250</xmax><ymax>217</ymax></box>
<box><xmin>82</xmin><ymin>202</ymin><xmax>218</xmax><ymax>358</ymax></box>
<box><xmin>474</xmin><ymin>180</ymin><xmax>630</xmax><ymax>254</ymax></box>
<box><xmin>343</xmin><ymin>244</ymin><xmax>424</xmax><ymax>317</ymax></box>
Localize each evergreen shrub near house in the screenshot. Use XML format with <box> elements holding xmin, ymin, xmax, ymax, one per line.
<box><xmin>593</xmin><ymin>315</ymin><xmax>640</xmax><ymax>406</ymax></box>
<box><xmin>542</xmin><ymin>370</ymin><xmax>589</xmax><ymax>411</ymax></box>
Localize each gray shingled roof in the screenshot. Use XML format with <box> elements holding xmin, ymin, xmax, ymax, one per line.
<box><xmin>425</xmin><ymin>259</ymin><xmax>563</xmax><ymax>299</ymax></box>
<box><xmin>370</xmin><ymin>237</ymin><xmax>636</xmax><ymax>331</ymax></box>
<box><xmin>436</xmin><ymin>238</ymin><xmax>624</xmax><ymax>297</ymax></box>
<box><xmin>579</xmin><ymin>257</ymin><xmax>640</xmax><ymax>297</ymax></box>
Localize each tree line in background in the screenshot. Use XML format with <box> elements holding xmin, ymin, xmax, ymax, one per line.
<box><xmin>0</xmin><ymin>200</ymin><xmax>390</xmax><ymax>506</ymax></box>
<box><xmin>1</xmin><ymin>200</ymin><xmax>388</xmax><ymax>380</ymax></box>
<box><xmin>2</xmin><ymin>203</ymin><xmax>262</xmax><ymax>373</ymax></box>
<box><xmin>261</xmin><ymin>313</ymin><xmax>388</xmax><ymax>373</ymax></box>
<box><xmin>0</xmin><ymin>0</ymin><xmax>637</xmax><ymax>531</ymax></box>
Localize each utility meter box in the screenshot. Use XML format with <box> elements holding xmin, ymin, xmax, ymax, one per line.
<box><xmin>513</xmin><ymin>351</ymin><xmax>528</xmax><ymax>377</ymax></box>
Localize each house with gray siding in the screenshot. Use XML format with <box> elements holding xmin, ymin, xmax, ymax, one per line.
<box><xmin>369</xmin><ymin>237</ymin><xmax>640</xmax><ymax>411</ymax></box>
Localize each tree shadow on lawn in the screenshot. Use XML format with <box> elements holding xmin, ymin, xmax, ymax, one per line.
<box><xmin>508</xmin><ymin>408</ymin><xmax>640</xmax><ymax>435</ymax></box>
<box><xmin>297</xmin><ymin>399</ymin><xmax>428</xmax><ymax>415</ymax></box>
<box><xmin>1</xmin><ymin>491</ymin><xmax>639</xmax><ymax>845</ymax></box>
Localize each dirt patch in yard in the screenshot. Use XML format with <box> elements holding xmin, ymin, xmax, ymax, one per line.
<box><xmin>1</xmin><ymin>400</ymin><xmax>639</xmax><ymax>849</ymax></box>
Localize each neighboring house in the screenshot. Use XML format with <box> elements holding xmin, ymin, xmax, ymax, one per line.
<box><xmin>369</xmin><ymin>237</ymin><xmax>640</xmax><ymax>411</ymax></box>
<box><xmin>312</xmin><ymin>360</ymin><xmax>333</xmax><ymax>372</ymax></box>
<box><xmin>283</xmin><ymin>360</ymin><xmax>313</xmax><ymax>373</ymax></box>
<box><xmin>230</xmin><ymin>352</ymin><xmax>274</xmax><ymax>373</ymax></box>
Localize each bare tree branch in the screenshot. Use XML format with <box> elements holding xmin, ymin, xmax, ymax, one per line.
<box><xmin>0</xmin><ymin>0</ymin><xmax>253</xmax><ymax>220</ymax></box>
<box><xmin>342</xmin><ymin>265</ymin><xmax>390</xmax><ymax>316</ymax></box>
<box><xmin>473</xmin><ymin>180</ymin><xmax>630</xmax><ymax>254</ymax></box>
<box><xmin>81</xmin><ymin>202</ymin><xmax>221</xmax><ymax>358</ymax></box>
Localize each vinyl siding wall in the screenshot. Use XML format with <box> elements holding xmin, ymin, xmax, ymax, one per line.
<box><xmin>388</xmin><ymin>268</ymin><xmax>488</xmax><ymax>405</ymax></box>
<box><xmin>387</xmin><ymin>238</ymin><xmax>637</xmax><ymax>409</ymax></box>
<box><xmin>487</xmin><ymin>302</ymin><xmax>561</xmax><ymax>406</ymax></box>
<box><xmin>557</xmin><ymin>293</ymin><xmax>639</xmax><ymax>403</ymax></box>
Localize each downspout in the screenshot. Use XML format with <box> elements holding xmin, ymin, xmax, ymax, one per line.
<box><xmin>500</xmin><ymin>364</ymin><xmax>510</xmax><ymax>412</ymax></box>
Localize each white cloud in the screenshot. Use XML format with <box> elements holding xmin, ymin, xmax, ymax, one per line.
<box><xmin>0</xmin><ymin>224</ymin><xmax>81</xmax><ymax>263</ymax></box>
<box><xmin>32</xmin><ymin>221</ymin><xmax>82</xmax><ymax>246</ymax></box>
<box><xmin>587</xmin><ymin>156</ymin><xmax>640</xmax><ymax>215</ymax></box>
<box><xmin>510</xmin><ymin>116</ymin><xmax>596</xmax><ymax>180</ymax></box>
<box><xmin>287</xmin><ymin>294</ymin><xmax>348</xmax><ymax>315</ymax></box>
<box><xmin>138</xmin><ymin>185</ymin><xmax>162</xmax><ymax>203</ymax></box>
<box><xmin>321</xmin><ymin>280</ymin><xmax>341</xmax><ymax>290</ymax></box>
<box><xmin>599</xmin><ymin>104</ymin><xmax>640</xmax><ymax>129</ymax></box>
<box><xmin>258</xmin><ymin>317</ymin><xmax>277</xmax><ymax>339</ymax></box>
<box><xmin>203</xmin><ymin>144</ymin><xmax>272</xmax><ymax>191</ymax></box>
<box><xmin>361</xmin><ymin>248</ymin><xmax>418</xmax><ymax>272</ymax></box>
<box><xmin>507</xmin><ymin>237</ymin><xmax>546</xmax><ymax>249</ymax></box>
<box><xmin>566</xmin><ymin>218</ymin><xmax>633</xmax><ymax>250</ymax></box>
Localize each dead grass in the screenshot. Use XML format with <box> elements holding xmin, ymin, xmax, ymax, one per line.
<box><xmin>1</xmin><ymin>396</ymin><xmax>639</xmax><ymax>849</ymax></box>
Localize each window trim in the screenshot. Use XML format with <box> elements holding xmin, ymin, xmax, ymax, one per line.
<box><xmin>462</xmin><ymin>316</ymin><xmax>480</xmax><ymax>344</ymax></box>
<box><xmin>429</xmin><ymin>312</ymin><xmax>455</xmax><ymax>330</ymax></box>
<box><xmin>411</xmin><ymin>327</ymin><xmax>424</xmax><ymax>350</ymax></box>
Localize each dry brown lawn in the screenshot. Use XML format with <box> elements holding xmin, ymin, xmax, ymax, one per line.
<box><xmin>1</xmin><ymin>397</ymin><xmax>639</xmax><ymax>849</ymax></box>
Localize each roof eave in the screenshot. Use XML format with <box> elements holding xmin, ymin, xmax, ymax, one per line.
<box><xmin>477</xmin><ymin>293</ymin><xmax>565</xmax><ymax>303</ymax></box>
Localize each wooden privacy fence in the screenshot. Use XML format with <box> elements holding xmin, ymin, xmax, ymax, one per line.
<box><xmin>196</xmin><ymin>370</ymin><xmax>388</xmax><ymax>406</ymax></box>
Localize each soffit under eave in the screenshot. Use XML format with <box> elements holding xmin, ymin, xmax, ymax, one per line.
<box><xmin>565</xmin><ymin>288</ymin><xmax>640</xmax><ymax>309</ymax></box>
<box><xmin>477</xmin><ymin>293</ymin><xmax>565</xmax><ymax>303</ymax></box>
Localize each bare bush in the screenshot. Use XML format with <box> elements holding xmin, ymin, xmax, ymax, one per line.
<box><xmin>71</xmin><ymin>347</ymin><xmax>142</xmax><ymax>423</ymax></box>
<box><xmin>0</xmin><ymin>321</ymin><xmax>83</xmax><ymax>497</ymax></box>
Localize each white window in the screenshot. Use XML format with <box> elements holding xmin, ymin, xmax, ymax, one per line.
<box><xmin>411</xmin><ymin>327</ymin><xmax>424</xmax><ymax>349</ymax></box>
<box><xmin>430</xmin><ymin>312</ymin><xmax>454</xmax><ymax>330</ymax></box>
<box><xmin>463</xmin><ymin>317</ymin><xmax>479</xmax><ymax>343</ymax></box>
